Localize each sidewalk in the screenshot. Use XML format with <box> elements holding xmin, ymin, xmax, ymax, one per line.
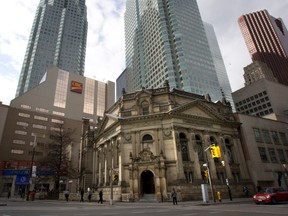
<box><xmin>113</xmin><ymin>197</ymin><xmax>252</xmax><ymax>206</ymax></box>
<box><xmin>0</xmin><ymin>197</ymin><xmax>252</xmax><ymax>206</ymax></box>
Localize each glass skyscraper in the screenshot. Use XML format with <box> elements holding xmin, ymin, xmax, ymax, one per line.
<box><xmin>123</xmin><ymin>0</ymin><xmax>223</xmax><ymax>101</ymax></box>
<box><xmin>239</xmin><ymin>10</ymin><xmax>288</xmax><ymax>86</ymax></box>
<box><xmin>203</xmin><ymin>22</ymin><xmax>235</xmax><ymax>110</ymax></box>
<box><xmin>15</xmin><ymin>0</ymin><xmax>88</xmax><ymax>97</ymax></box>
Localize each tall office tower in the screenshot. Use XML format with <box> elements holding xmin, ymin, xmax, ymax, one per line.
<box><xmin>203</xmin><ymin>22</ymin><xmax>235</xmax><ymax>110</ymax></box>
<box><xmin>243</xmin><ymin>61</ymin><xmax>278</xmax><ymax>86</ymax></box>
<box><xmin>238</xmin><ymin>10</ymin><xmax>288</xmax><ymax>86</ymax></box>
<box><xmin>15</xmin><ymin>0</ymin><xmax>88</xmax><ymax>97</ymax></box>
<box><xmin>124</xmin><ymin>0</ymin><xmax>222</xmax><ymax>101</ymax></box>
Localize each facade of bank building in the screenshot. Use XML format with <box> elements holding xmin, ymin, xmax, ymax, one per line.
<box><xmin>86</xmin><ymin>85</ymin><xmax>252</xmax><ymax>202</ymax></box>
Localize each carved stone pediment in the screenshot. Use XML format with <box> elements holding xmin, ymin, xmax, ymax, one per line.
<box><xmin>133</xmin><ymin>149</ymin><xmax>158</xmax><ymax>162</ymax></box>
<box><xmin>140</xmin><ymin>149</ymin><xmax>156</xmax><ymax>161</ymax></box>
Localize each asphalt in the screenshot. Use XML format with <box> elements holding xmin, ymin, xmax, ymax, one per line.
<box><xmin>0</xmin><ymin>197</ymin><xmax>252</xmax><ymax>207</ymax></box>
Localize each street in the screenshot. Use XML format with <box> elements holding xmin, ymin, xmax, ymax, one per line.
<box><xmin>0</xmin><ymin>199</ymin><xmax>287</xmax><ymax>216</ymax></box>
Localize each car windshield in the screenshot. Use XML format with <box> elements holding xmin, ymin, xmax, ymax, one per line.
<box><xmin>266</xmin><ymin>188</ymin><xmax>274</xmax><ymax>193</ymax></box>
<box><xmin>260</xmin><ymin>188</ymin><xmax>275</xmax><ymax>194</ymax></box>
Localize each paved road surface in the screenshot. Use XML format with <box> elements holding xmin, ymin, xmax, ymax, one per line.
<box><xmin>0</xmin><ymin>198</ymin><xmax>287</xmax><ymax>216</ymax></box>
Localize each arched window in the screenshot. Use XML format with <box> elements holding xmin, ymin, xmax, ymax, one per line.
<box><xmin>142</xmin><ymin>134</ymin><xmax>153</xmax><ymax>150</ymax></box>
<box><xmin>210</xmin><ymin>136</ymin><xmax>216</xmax><ymax>145</ymax></box>
<box><xmin>180</xmin><ymin>133</ymin><xmax>189</xmax><ymax>161</ymax></box>
<box><xmin>196</xmin><ymin>135</ymin><xmax>204</xmax><ymax>162</ymax></box>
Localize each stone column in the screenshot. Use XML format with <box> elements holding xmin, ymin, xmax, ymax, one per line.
<box><xmin>233</xmin><ymin>134</ymin><xmax>250</xmax><ymax>179</ymax></box>
<box><xmin>104</xmin><ymin>146</ymin><xmax>108</xmax><ymax>185</ymax></box>
<box><xmin>172</xmin><ymin>128</ymin><xmax>185</xmax><ymax>181</ymax></box>
<box><xmin>159</xmin><ymin>156</ymin><xmax>167</xmax><ymax>200</ymax></box>
<box><xmin>98</xmin><ymin>150</ymin><xmax>102</xmax><ymax>186</ymax></box>
<box><xmin>219</xmin><ymin>135</ymin><xmax>232</xmax><ymax>180</ymax></box>
<box><xmin>204</xmin><ymin>132</ymin><xmax>217</xmax><ymax>179</ymax></box>
<box><xmin>92</xmin><ymin>149</ymin><xmax>97</xmax><ymax>186</ymax></box>
<box><xmin>117</xmin><ymin>136</ymin><xmax>122</xmax><ymax>186</ymax></box>
<box><xmin>129</xmin><ymin>163</ymin><xmax>134</xmax><ymax>200</ymax></box>
<box><xmin>190</xmin><ymin>131</ymin><xmax>202</xmax><ymax>182</ymax></box>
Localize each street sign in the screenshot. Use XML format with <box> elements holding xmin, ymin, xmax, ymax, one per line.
<box><xmin>32</xmin><ymin>165</ymin><xmax>37</xmax><ymax>177</ymax></box>
<box><xmin>16</xmin><ymin>175</ymin><xmax>30</xmax><ymax>185</ymax></box>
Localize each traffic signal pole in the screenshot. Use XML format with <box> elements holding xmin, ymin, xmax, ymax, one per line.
<box><xmin>204</xmin><ymin>144</ymin><xmax>216</xmax><ymax>203</ymax></box>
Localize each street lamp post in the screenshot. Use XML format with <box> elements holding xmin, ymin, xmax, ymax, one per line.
<box><xmin>79</xmin><ymin>117</ymin><xmax>90</xmax><ymax>192</ymax></box>
<box><xmin>26</xmin><ymin>134</ymin><xmax>37</xmax><ymax>200</ymax></box>
<box><xmin>204</xmin><ymin>144</ymin><xmax>216</xmax><ymax>203</ymax></box>
<box><xmin>221</xmin><ymin>160</ymin><xmax>232</xmax><ymax>201</ymax></box>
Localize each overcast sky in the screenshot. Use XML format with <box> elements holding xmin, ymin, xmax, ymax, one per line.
<box><xmin>0</xmin><ymin>0</ymin><xmax>287</xmax><ymax>105</ymax></box>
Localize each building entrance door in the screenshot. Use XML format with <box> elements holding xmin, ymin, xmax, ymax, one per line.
<box><xmin>140</xmin><ymin>170</ymin><xmax>155</xmax><ymax>195</ymax></box>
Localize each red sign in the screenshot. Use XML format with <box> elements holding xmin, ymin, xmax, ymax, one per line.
<box><xmin>71</xmin><ymin>81</ymin><xmax>83</xmax><ymax>94</ymax></box>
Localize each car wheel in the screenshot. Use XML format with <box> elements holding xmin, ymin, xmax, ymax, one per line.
<box><xmin>271</xmin><ymin>197</ymin><xmax>277</xmax><ymax>204</ymax></box>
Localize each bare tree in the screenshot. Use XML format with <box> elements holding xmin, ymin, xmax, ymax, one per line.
<box><xmin>37</xmin><ymin>123</ymin><xmax>78</xmax><ymax>194</ymax></box>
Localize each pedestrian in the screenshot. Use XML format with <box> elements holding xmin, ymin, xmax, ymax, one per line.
<box><xmin>171</xmin><ymin>188</ymin><xmax>177</xmax><ymax>205</ymax></box>
<box><xmin>256</xmin><ymin>185</ymin><xmax>262</xmax><ymax>192</ymax></box>
<box><xmin>80</xmin><ymin>188</ymin><xmax>84</xmax><ymax>202</ymax></box>
<box><xmin>98</xmin><ymin>190</ymin><xmax>103</xmax><ymax>204</ymax></box>
<box><xmin>64</xmin><ymin>189</ymin><xmax>69</xmax><ymax>202</ymax></box>
<box><xmin>243</xmin><ymin>186</ymin><xmax>249</xmax><ymax>197</ymax></box>
<box><xmin>87</xmin><ymin>188</ymin><xmax>92</xmax><ymax>202</ymax></box>
<box><xmin>7</xmin><ymin>189</ymin><xmax>11</xmax><ymax>199</ymax></box>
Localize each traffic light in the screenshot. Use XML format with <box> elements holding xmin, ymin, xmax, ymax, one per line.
<box><xmin>215</xmin><ymin>146</ymin><xmax>221</xmax><ymax>158</ymax></box>
<box><xmin>210</xmin><ymin>146</ymin><xmax>217</xmax><ymax>158</ymax></box>
<box><xmin>204</xmin><ymin>170</ymin><xmax>208</xmax><ymax>178</ymax></box>
<box><xmin>112</xmin><ymin>174</ymin><xmax>118</xmax><ymax>184</ymax></box>
<box><xmin>210</xmin><ymin>146</ymin><xmax>221</xmax><ymax>158</ymax></box>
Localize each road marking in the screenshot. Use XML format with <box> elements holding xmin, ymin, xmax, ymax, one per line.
<box><xmin>102</xmin><ymin>214</ymin><xmax>120</xmax><ymax>215</ymax></box>
<box><xmin>182</xmin><ymin>214</ymin><xmax>198</xmax><ymax>216</ymax></box>
<box><xmin>40</xmin><ymin>215</ymin><xmax>58</xmax><ymax>216</ymax></box>
<box><xmin>74</xmin><ymin>214</ymin><xmax>91</xmax><ymax>216</ymax></box>
<box><xmin>155</xmin><ymin>209</ymin><xmax>170</xmax><ymax>212</ymax></box>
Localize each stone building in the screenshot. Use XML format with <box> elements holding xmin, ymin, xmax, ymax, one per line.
<box><xmin>91</xmin><ymin>86</ymin><xmax>252</xmax><ymax>202</ymax></box>
<box><xmin>234</xmin><ymin>113</ymin><xmax>288</xmax><ymax>190</ymax></box>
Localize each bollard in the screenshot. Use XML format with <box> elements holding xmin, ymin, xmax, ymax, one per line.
<box><xmin>217</xmin><ymin>191</ymin><xmax>221</xmax><ymax>202</ymax></box>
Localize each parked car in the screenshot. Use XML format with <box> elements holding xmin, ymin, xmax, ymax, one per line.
<box><xmin>253</xmin><ymin>187</ymin><xmax>288</xmax><ymax>204</ymax></box>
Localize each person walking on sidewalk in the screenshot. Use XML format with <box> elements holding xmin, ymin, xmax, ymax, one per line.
<box><xmin>87</xmin><ymin>188</ymin><xmax>92</xmax><ymax>202</ymax></box>
<box><xmin>64</xmin><ymin>189</ymin><xmax>69</xmax><ymax>202</ymax></box>
<box><xmin>98</xmin><ymin>190</ymin><xmax>103</xmax><ymax>204</ymax></box>
<box><xmin>80</xmin><ymin>188</ymin><xmax>84</xmax><ymax>202</ymax></box>
<box><xmin>171</xmin><ymin>188</ymin><xmax>177</xmax><ymax>205</ymax></box>
<box><xmin>7</xmin><ymin>189</ymin><xmax>11</xmax><ymax>199</ymax></box>
<box><xmin>243</xmin><ymin>186</ymin><xmax>249</xmax><ymax>198</ymax></box>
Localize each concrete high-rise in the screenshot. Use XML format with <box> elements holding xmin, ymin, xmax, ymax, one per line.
<box><xmin>238</xmin><ymin>10</ymin><xmax>288</xmax><ymax>86</ymax></box>
<box><xmin>123</xmin><ymin>0</ymin><xmax>223</xmax><ymax>102</ymax></box>
<box><xmin>15</xmin><ymin>0</ymin><xmax>88</xmax><ymax>97</ymax></box>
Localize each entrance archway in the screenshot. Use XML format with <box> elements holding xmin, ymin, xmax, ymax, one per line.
<box><xmin>140</xmin><ymin>170</ymin><xmax>155</xmax><ymax>195</ymax></box>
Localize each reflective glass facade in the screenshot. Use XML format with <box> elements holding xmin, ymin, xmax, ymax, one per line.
<box><xmin>239</xmin><ymin>10</ymin><xmax>288</xmax><ymax>86</ymax></box>
<box><xmin>124</xmin><ymin>0</ymin><xmax>222</xmax><ymax>101</ymax></box>
<box><xmin>16</xmin><ymin>0</ymin><xmax>88</xmax><ymax>97</ymax></box>
<box><xmin>203</xmin><ymin>22</ymin><xmax>235</xmax><ymax>110</ymax></box>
